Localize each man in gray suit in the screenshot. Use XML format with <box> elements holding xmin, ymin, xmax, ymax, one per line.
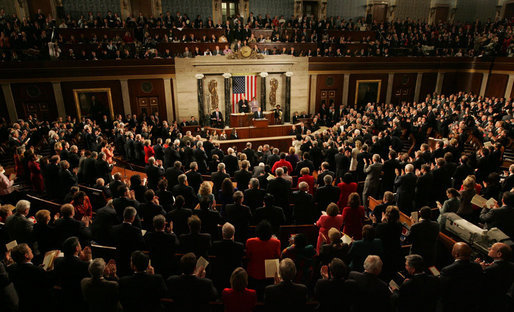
<box><xmin>362</xmin><ymin>154</ymin><xmax>383</xmax><ymax>210</ymax></box>
<box><xmin>5</xmin><ymin>200</ymin><xmax>33</xmax><ymax>245</ymax></box>
<box><xmin>81</xmin><ymin>258</ymin><xmax>120</xmax><ymax>312</ymax></box>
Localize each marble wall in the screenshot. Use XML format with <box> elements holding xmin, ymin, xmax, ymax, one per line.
<box><xmin>174</xmin><ymin>55</ymin><xmax>309</xmax><ymax>122</ymax></box>
<box><xmin>455</xmin><ymin>0</ymin><xmax>498</xmax><ymax>22</ymax></box>
<box><xmin>326</xmin><ymin>0</ymin><xmax>366</xmax><ymax>20</ymax></box>
<box><xmin>395</xmin><ymin>0</ymin><xmax>431</xmax><ymax>21</ymax></box>
<box><xmin>63</xmin><ymin>0</ymin><xmax>121</xmax><ymax>17</ymax></box>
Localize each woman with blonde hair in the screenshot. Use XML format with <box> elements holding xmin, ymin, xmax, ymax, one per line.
<box><xmin>143</xmin><ymin>139</ymin><xmax>155</xmax><ymax>164</ymax></box>
<box><xmin>197</xmin><ymin>181</ymin><xmax>216</xmax><ymax>208</ymax></box>
<box><xmin>459</xmin><ymin>176</ymin><xmax>477</xmax><ymax>222</ymax></box>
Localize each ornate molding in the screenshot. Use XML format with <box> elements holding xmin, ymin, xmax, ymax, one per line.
<box><xmin>259</xmin><ymin>72</ymin><xmax>269</xmax><ymax>78</ymax></box>
<box><xmin>195</xmin><ymin>74</ymin><xmax>205</xmax><ymax>79</ymax></box>
<box><xmin>222</xmin><ymin>73</ymin><xmax>232</xmax><ymax>79</ymax></box>
<box><xmin>226</xmin><ymin>48</ymin><xmax>264</xmax><ymax>59</ymax></box>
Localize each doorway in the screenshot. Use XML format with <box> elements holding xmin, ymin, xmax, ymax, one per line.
<box><xmin>130</xmin><ymin>0</ymin><xmax>152</xmax><ymax>18</ymax></box>
<box><xmin>136</xmin><ymin>97</ymin><xmax>160</xmax><ymax>116</ymax></box>
<box><xmin>303</xmin><ymin>1</ymin><xmax>319</xmax><ymax>17</ymax></box>
<box><xmin>222</xmin><ymin>0</ymin><xmax>239</xmax><ymax>22</ymax></box>
<box><xmin>505</xmin><ymin>3</ymin><xmax>514</xmax><ymax>19</ymax></box>
<box><xmin>434</xmin><ymin>6</ymin><xmax>449</xmax><ymax>24</ymax></box>
<box><xmin>372</xmin><ymin>4</ymin><xmax>388</xmax><ymax>23</ymax></box>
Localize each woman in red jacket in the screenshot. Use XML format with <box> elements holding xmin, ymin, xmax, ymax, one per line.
<box><xmin>341</xmin><ymin>192</ymin><xmax>365</xmax><ymax>240</ymax></box>
<box><xmin>143</xmin><ymin>139</ymin><xmax>155</xmax><ymax>164</ymax></box>
<box><xmin>28</xmin><ymin>154</ymin><xmax>44</xmax><ymax>192</ymax></box>
<box><xmin>297</xmin><ymin>167</ymin><xmax>315</xmax><ymax>195</ymax></box>
<box><xmin>315</xmin><ymin>203</ymin><xmax>344</xmax><ymax>253</ymax></box>
<box><xmin>222</xmin><ymin>267</ymin><xmax>257</xmax><ymax>312</ymax></box>
<box><xmin>71</xmin><ymin>191</ymin><xmax>92</xmax><ymax>224</ymax></box>
<box><xmin>337</xmin><ymin>173</ymin><xmax>358</xmax><ymax>211</ymax></box>
<box><xmin>245</xmin><ymin>220</ymin><xmax>281</xmax><ymax>299</ymax></box>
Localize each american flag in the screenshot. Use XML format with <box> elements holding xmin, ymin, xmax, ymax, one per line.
<box><xmin>232</xmin><ymin>75</ymin><xmax>257</xmax><ymax>112</ymax></box>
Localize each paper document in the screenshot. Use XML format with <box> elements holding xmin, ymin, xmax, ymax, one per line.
<box><xmin>265</xmin><ymin>259</ymin><xmax>280</xmax><ymax>278</ymax></box>
<box><xmin>428</xmin><ymin>266</ymin><xmax>440</xmax><ymax>276</ymax></box>
<box><xmin>5</xmin><ymin>240</ymin><xmax>17</xmax><ymax>251</ymax></box>
<box><xmin>341</xmin><ymin>234</ymin><xmax>353</xmax><ymax>245</ymax></box>
<box><xmin>471</xmin><ymin>195</ymin><xmax>487</xmax><ymax>208</ymax></box>
<box><xmin>196</xmin><ymin>256</ymin><xmax>210</xmax><ymax>269</ymax></box>
<box><xmin>42</xmin><ymin>250</ymin><xmax>60</xmax><ymax>271</ymax></box>
<box><xmin>389</xmin><ymin>280</ymin><xmax>400</xmax><ymax>291</ymax></box>
<box><xmin>411</xmin><ymin>211</ymin><xmax>419</xmax><ymax>223</ymax></box>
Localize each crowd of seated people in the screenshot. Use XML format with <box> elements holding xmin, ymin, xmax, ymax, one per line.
<box><xmin>2</xmin><ymin>6</ymin><xmax>514</xmax><ymax>62</ymax></box>
<box><xmin>0</xmin><ymin>89</ymin><xmax>513</xmax><ymax>311</ymax></box>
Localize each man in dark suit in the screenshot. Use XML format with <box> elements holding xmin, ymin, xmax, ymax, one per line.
<box><xmin>395</xmin><ymin>254</ymin><xmax>439</xmax><ymax>312</ymax></box>
<box><xmin>254</xmin><ymin>194</ymin><xmax>286</xmax><ymax>235</ymax></box>
<box><xmin>210</xmin><ymin>223</ymin><xmax>245</xmax><ymax>291</ymax></box>
<box><xmin>145</xmin><ymin>157</ymin><xmax>164</xmax><ymax>191</ymax></box>
<box><xmin>223</xmin><ymin>148</ymin><xmax>239</xmax><ymax>176</ymax></box>
<box><xmin>394</xmin><ymin>164</ymin><xmax>417</xmax><ymax>213</ymax></box>
<box><xmin>253</xmin><ymin>106</ymin><xmax>264</xmax><ymax>119</ymax></box>
<box><xmin>44</xmin><ymin>155</ymin><xmax>61</xmax><ymax>198</ymax></box>
<box><xmin>480</xmin><ymin>192</ymin><xmax>514</xmax><ymax>238</ymax></box>
<box><xmin>166</xmin><ymin>253</ymin><xmax>218</xmax><ymax>311</ymax></box>
<box><xmin>90</xmin><ymin>202</ymin><xmax>120</xmax><ymax>245</ymax></box>
<box><xmin>179</xmin><ymin>215</ymin><xmax>211</xmax><ymax>258</ymax></box>
<box><xmin>108</xmin><ymin>172</ymin><xmax>125</xmax><ymax>198</ymax></box>
<box><xmin>163</xmin><ymin>143</ymin><xmax>181</xmax><ymax>170</ymax></box>
<box><xmin>316</xmin><ymin>162</ymin><xmax>335</xmax><ymax>186</ymax></box>
<box><xmin>502</xmin><ymin>164</ymin><xmax>514</xmax><ymax>193</ymax></box>
<box><xmin>8</xmin><ymin>243</ymin><xmax>53</xmax><ymax>312</ymax></box>
<box><xmin>242</xmin><ymin>143</ymin><xmax>256</xmax><ymax>166</ymax></box>
<box><xmin>244</xmin><ymin>178</ymin><xmax>266</xmax><ymax>215</ymax></box>
<box><xmin>238</xmin><ymin>95</ymin><xmax>249</xmax><ymax>113</ymax></box>
<box><xmin>5</xmin><ymin>200</ymin><xmax>33</xmax><ymax>245</ymax></box>
<box><xmin>112</xmin><ymin>186</ymin><xmax>141</xmax><ymax>224</ymax></box>
<box><xmin>223</xmin><ymin>191</ymin><xmax>252</xmax><ymax>242</ymax></box>
<box><xmin>59</xmin><ymin>160</ymin><xmax>78</xmax><ymax>199</ymax></box>
<box><xmin>53</xmin><ymin>236</ymin><xmax>91</xmax><ymax>311</ymax></box>
<box><xmin>111</xmin><ymin>207</ymin><xmax>145</xmax><ymax>277</ymax></box>
<box><xmin>80</xmin><ymin>258</ymin><xmax>120</xmax><ymax>312</ymax></box>
<box><xmin>266</xmin><ymin>168</ymin><xmax>292</xmax><ymax>219</ymax></box>
<box><xmin>54</xmin><ymin>204</ymin><xmax>91</xmax><ymax>247</ymax></box>
<box><xmin>165</xmin><ymin>161</ymin><xmax>183</xmax><ymax>189</ymax></box>
<box><xmin>83</xmin><ymin>152</ymin><xmax>98</xmax><ymax>186</ymax></box>
<box><xmin>314</xmin><ymin>258</ymin><xmax>357</xmax><ymax>312</ymax></box>
<box><xmin>362</xmin><ymin>155</ymin><xmax>383</xmax><ymax>209</ymax></box>
<box><xmin>0</xmin><ymin>260</ymin><xmax>18</xmax><ymax>312</ymax></box>
<box><xmin>94</xmin><ymin>152</ymin><xmax>112</xmax><ymax>186</ymax></box>
<box><xmin>171</xmin><ymin>174</ymin><xmax>197</xmax><ymax>208</ymax></box>
<box><xmin>408</xmin><ymin>207</ymin><xmax>440</xmax><ymax>266</ymax></box>
<box><xmin>165</xmin><ymin>196</ymin><xmax>192</xmax><ymax>236</ymax></box>
<box><xmin>266</xmin><ymin>148</ymin><xmax>280</xmax><ymax>168</ymax></box>
<box><xmin>144</xmin><ymin>215</ymin><xmax>179</xmax><ymax>278</ymax></box>
<box><xmin>295</xmin><ymin>152</ymin><xmax>315</xmax><ymax>175</ymax></box>
<box><xmin>292</xmin><ymin>182</ymin><xmax>316</xmax><ymax>224</ymax></box>
<box><xmin>139</xmin><ymin>190</ymin><xmax>166</xmax><ymax>231</ymax></box>
<box><xmin>185</xmin><ymin>162</ymin><xmax>203</xmax><ymax>194</ymax></box>
<box><xmin>334</xmin><ymin>148</ymin><xmax>351</xmax><ymax>181</ymax></box>
<box><xmin>211</xmin><ymin>163</ymin><xmax>230</xmax><ymax>195</ymax></box>
<box><xmin>264</xmin><ymin>258</ymin><xmax>308</xmax><ymax>312</ymax></box>
<box><xmin>315</xmin><ymin>175</ymin><xmax>340</xmax><ymax>212</ymax></box>
<box><xmin>210</xmin><ymin>107</ymin><xmax>224</xmax><ymax>128</ymax></box>
<box><xmin>440</xmin><ymin>242</ymin><xmax>484</xmax><ymax>312</ymax></box>
<box><xmin>234</xmin><ymin>160</ymin><xmax>253</xmax><ymax>191</ymax></box>
<box><xmin>415</xmin><ymin>164</ymin><xmax>434</xmax><ymax>209</ymax></box>
<box><xmin>431</xmin><ymin>158</ymin><xmax>450</xmax><ymax>204</ymax></box>
<box><xmin>119</xmin><ymin>251</ymin><xmax>167</xmax><ymax>312</ymax></box>
<box><xmin>349</xmin><ymin>255</ymin><xmax>391</xmax><ymax>312</ymax></box>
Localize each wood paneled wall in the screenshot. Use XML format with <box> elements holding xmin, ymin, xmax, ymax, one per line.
<box><xmin>419</xmin><ymin>73</ymin><xmax>438</xmax><ymax>101</ymax></box>
<box><xmin>128</xmin><ymin>79</ymin><xmax>168</xmax><ymax>119</ymax></box>
<box><xmin>315</xmin><ymin>74</ymin><xmax>344</xmax><ymax>111</ymax></box>
<box><xmin>485</xmin><ymin>74</ymin><xmax>508</xmax><ymax>98</ymax></box>
<box><xmin>11</xmin><ymin>83</ymin><xmax>57</xmax><ymax>121</ymax></box>
<box><xmin>348</xmin><ymin>74</ymin><xmax>388</xmax><ymax>107</ymax></box>
<box><xmin>442</xmin><ymin>72</ymin><xmax>483</xmax><ymax>95</ymax></box>
<box><xmin>391</xmin><ymin>73</ymin><xmax>416</xmax><ymax>105</ymax></box>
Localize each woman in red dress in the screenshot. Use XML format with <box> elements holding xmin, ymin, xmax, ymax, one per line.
<box><xmin>101</xmin><ymin>142</ymin><xmax>115</xmax><ymax>164</ymax></box>
<box><xmin>315</xmin><ymin>203</ymin><xmax>344</xmax><ymax>253</ymax></box>
<box><xmin>71</xmin><ymin>191</ymin><xmax>93</xmax><ymax>224</ymax></box>
<box><xmin>341</xmin><ymin>192</ymin><xmax>365</xmax><ymax>240</ymax></box>
<box><xmin>28</xmin><ymin>154</ymin><xmax>44</xmax><ymax>192</ymax></box>
<box><xmin>297</xmin><ymin>167</ymin><xmax>315</xmax><ymax>195</ymax></box>
<box><xmin>222</xmin><ymin>267</ymin><xmax>257</xmax><ymax>312</ymax></box>
<box><xmin>337</xmin><ymin>173</ymin><xmax>358</xmax><ymax>211</ymax></box>
<box><xmin>143</xmin><ymin>139</ymin><xmax>155</xmax><ymax>164</ymax></box>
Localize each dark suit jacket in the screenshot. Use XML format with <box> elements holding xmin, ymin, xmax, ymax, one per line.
<box><xmin>314</xmin><ymin>278</ymin><xmax>358</xmax><ymax>312</ymax></box>
<box><xmin>165</xmin><ymin>167</ymin><xmax>183</xmax><ymax>189</ymax></box>
<box><xmin>266</xmin><ymin>177</ymin><xmax>292</xmax><ymax>211</ymax></box>
<box><xmin>0</xmin><ymin>261</ymin><xmax>18</xmax><ymax>312</ymax></box>
<box><xmin>223</xmin><ymin>154</ymin><xmax>239</xmax><ymax>176</ymax></box>
<box><xmin>54</xmin><ymin>255</ymin><xmax>90</xmax><ymax>308</ymax></box>
<box><xmin>54</xmin><ymin>216</ymin><xmax>91</xmax><ymax>247</ymax></box>
<box><xmin>179</xmin><ymin>232</ymin><xmax>212</xmax><ymax>258</ymax></box>
<box><xmin>243</xmin><ymin>188</ymin><xmax>266</xmax><ymax>214</ymax></box>
<box><xmin>211</xmin><ymin>171</ymin><xmax>230</xmax><ymax>195</ymax></box>
<box><xmin>408</xmin><ymin>219</ymin><xmax>440</xmax><ymax>265</ymax></box>
<box><xmin>111</xmin><ymin>222</ymin><xmax>145</xmax><ymax>276</ymax></box>
<box><xmin>119</xmin><ymin>272</ymin><xmax>167</xmax><ymax>312</ymax></box>
<box><xmin>292</xmin><ymin>191</ymin><xmax>316</xmax><ymax>224</ymax></box>
<box><xmin>253</xmin><ymin>110</ymin><xmax>264</xmax><ymax>119</ymax></box>
<box><xmin>144</xmin><ymin>231</ymin><xmax>179</xmax><ymax>277</ymax></box>
<box><xmin>483</xmin><ymin>260</ymin><xmax>514</xmax><ymax>311</ymax></box>
<box><xmin>81</xmin><ymin>277</ymin><xmax>120</xmax><ymax>312</ymax></box>
<box><xmin>166</xmin><ymin>207</ymin><xmax>192</xmax><ymax>236</ymax></box>
<box><xmin>95</xmin><ymin>159</ymin><xmax>112</xmax><ymax>184</ymax></box>
<box><xmin>440</xmin><ymin>260</ymin><xmax>484</xmax><ymax>312</ymax></box>
<box><xmin>348</xmin><ymin>271</ymin><xmax>391</xmax><ymax>312</ymax></box>
<box><xmin>397</xmin><ymin>273</ymin><xmax>440</xmax><ymax>312</ymax></box>
<box><xmin>315</xmin><ymin>185</ymin><xmax>340</xmax><ymax>211</ymax></box>
<box><xmin>480</xmin><ymin>205</ymin><xmax>514</xmax><ymax>238</ymax></box>
<box><xmin>91</xmin><ymin>205</ymin><xmax>120</xmax><ymax>245</ymax></box>
<box><xmin>415</xmin><ymin>172</ymin><xmax>433</xmax><ymax>208</ymax></box>
<box><xmin>394</xmin><ymin>173</ymin><xmax>417</xmax><ymax>213</ymax></box>
<box><xmin>171</xmin><ymin>184</ymin><xmax>197</xmax><ymax>208</ymax></box>
<box><xmin>7</xmin><ymin>262</ymin><xmax>53</xmax><ymax>312</ymax></box>
<box><xmin>234</xmin><ymin>169</ymin><xmax>252</xmax><ymax>191</ymax></box>
<box><xmin>5</xmin><ymin>214</ymin><xmax>33</xmax><ymax>244</ymax></box>
<box><xmin>264</xmin><ymin>281</ymin><xmax>308</xmax><ymax>312</ymax></box>
<box><xmin>146</xmin><ymin>165</ymin><xmax>164</xmax><ymax>191</ymax></box>
<box><xmin>139</xmin><ymin>202</ymin><xmax>166</xmax><ymax>231</ymax></box>
<box><xmin>254</xmin><ymin>205</ymin><xmax>286</xmax><ymax>234</ymax></box>
<box><xmin>210</xmin><ymin>239</ymin><xmax>245</xmax><ymax>290</ymax></box>
<box><xmin>166</xmin><ymin>274</ymin><xmax>217</xmax><ymax>311</ymax></box>
<box><xmin>59</xmin><ymin>169</ymin><xmax>78</xmax><ymax>198</ymax></box>
<box><xmin>223</xmin><ymin>203</ymin><xmax>252</xmax><ymax>242</ymax></box>
<box><xmin>185</xmin><ymin>170</ymin><xmax>203</xmax><ymax>194</ymax></box>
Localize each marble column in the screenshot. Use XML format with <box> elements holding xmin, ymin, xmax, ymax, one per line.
<box><xmin>480</xmin><ymin>72</ymin><xmax>489</xmax><ymax>97</ymax></box>
<box><xmin>435</xmin><ymin>72</ymin><xmax>444</xmax><ymax>94</ymax></box>
<box><xmin>505</xmin><ymin>74</ymin><xmax>514</xmax><ymax>99</ymax></box>
<box><xmin>414</xmin><ymin>73</ymin><xmax>423</xmax><ymax>103</ymax></box>
<box><xmin>342</xmin><ymin>74</ymin><xmax>350</xmax><ymax>107</ymax></box>
<box><xmin>120</xmin><ymin>79</ymin><xmax>132</xmax><ymax>116</ymax></box>
<box><xmin>285</xmin><ymin>72</ymin><xmax>293</xmax><ymax>123</ymax></box>
<box><xmin>163</xmin><ymin>78</ymin><xmax>174</xmax><ymax>122</ymax></box>
<box><xmin>222</xmin><ymin>73</ymin><xmax>232</xmax><ymax>126</ymax></box>
<box><xmin>195</xmin><ymin>74</ymin><xmax>205</xmax><ymax>126</ymax></box>
<box><xmin>386</xmin><ymin>73</ymin><xmax>394</xmax><ymax>104</ymax></box>
<box><xmin>1</xmin><ymin>84</ymin><xmax>18</xmax><ymax>122</ymax></box>
<box><xmin>52</xmin><ymin>82</ymin><xmax>66</xmax><ymax>117</ymax></box>
<box><xmin>309</xmin><ymin>74</ymin><xmax>317</xmax><ymax>115</ymax></box>
<box><xmin>259</xmin><ymin>72</ymin><xmax>268</xmax><ymax>111</ymax></box>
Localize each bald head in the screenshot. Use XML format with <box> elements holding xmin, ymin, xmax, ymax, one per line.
<box><xmin>452</xmin><ymin>242</ymin><xmax>472</xmax><ymax>261</ymax></box>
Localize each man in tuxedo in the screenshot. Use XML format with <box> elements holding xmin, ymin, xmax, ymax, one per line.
<box><xmin>166</xmin><ymin>253</ymin><xmax>218</xmax><ymax>311</ymax></box>
<box><xmin>394</xmin><ymin>164</ymin><xmax>417</xmax><ymax>213</ymax></box>
<box><xmin>119</xmin><ymin>251</ymin><xmax>167</xmax><ymax>312</ymax></box>
<box><xmin>264</xmin><ymin>258</ymin><xmax>308</xmax><ymax>312</ymax></box>
<box><xmin>440</xmin><ymin>242</ymin><xmax>484</xmax><ymax>312</ymax></box>
<box><xmin>266</xmin><ymin>168</ymin><xmax>292</xmax><ymax>219</ymax></box>
<box><xmin>53</xmin><ymin>236</ymin><xmax>91</xmax><ymax>311</ymax></box>
<box><xmin>171</xmin><ymin>174</ymin><xmax>197</xmax><ymax>208</ymax></box>
<box><xmin>5</xmin><ymin>200</ymin><xmax>33</xmax><ymax>245</ymax></box>
<box><xmin>145</xmin><ymin>157</ymin><xmax>164</xmax><ymax>191</ymax></box>
<box><xmin>349</xmin><ymin>255</ymin><xmax>391</xmax><ymax>312</ymax></box>
<box><xmin>8</xmin><ymin>243</ymin><xmax>53</xmax><ymax>312</ymax></box>
<box><xmin>253</xmin><ymin>106</ymin><xmax>264</xmax><ymax>119</ymax></box>
<box><xmin>211</xmin><ymin>163</ymin><xmax>230</xmax><ymax>195</ymax></box>
<box><xmin>238</xmin><ymin>95</ymin><xmax>249</xmax><ymax>113</ymax></box>
<box><xmin>111</xmin><ymin>207</ymin><xmax>145</xmax><ymax>277</ymax></box>
<box><xmin>165</xmin><ymin>160</ymin><xmax>183</xmax><ymax>189</ymax></box>
<box><xmin>315</xmin><ymin>175</ymin><xmax>340</xmax><ymax>212</ymax></box>
<box><xmin>210</xmin><ymin>107</ymin><xmax>224</xmax><ymax>128</ymax></box>
<box><xmin>211</xmin><ymin>223</ymin><xmax>245</xmax><ymax>291</ymax></box>
<box><xmin>292</xmin><ymin>182</ymin><xmax>316</xmax><ymax>224</ymax></box>
<box><xmin>408</xmin><ymin>207</ymin><xmax>440</xmax><ymax>266</ymax></box>
<box><xmin>362</xmin><ymin>154</ymin><xmax>383</xmax><ymax>209</ymax></box>
<box><xmin>395</xmin><ymin>254</ymin><xmax>440</xmax><ymax>312</ymax></box>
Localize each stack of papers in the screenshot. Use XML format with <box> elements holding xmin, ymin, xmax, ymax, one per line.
<box><xmin>265</xmin><ymin>259</ymin><xmax>279</xmax><ymax>278</ymax></box>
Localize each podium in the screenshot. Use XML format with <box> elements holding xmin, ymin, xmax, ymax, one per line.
<box><xmin>230</xmin><ymin>113</ymin><xmax>252</xmax><ymax>127</ymax></box>
<box><xmin>252</xmin><ymin>118</ymin><xmax>269</xmax><ymax>128</ymax></box>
